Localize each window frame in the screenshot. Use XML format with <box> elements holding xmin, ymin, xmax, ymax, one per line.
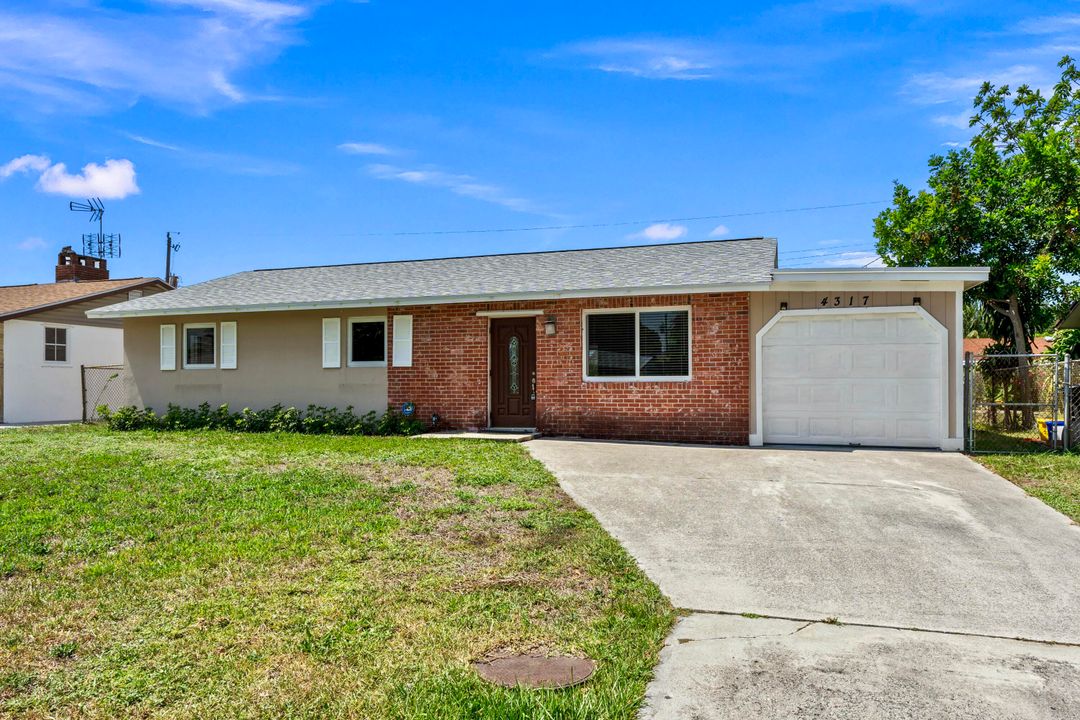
<box><xmin>182</xmin><ymin>322</ymin><xmax>217</xmax><ymax>370</ymax></box>
<box><xmin>346</xmin><ymin>316</ymin><xmax>388</xmax><ymax>368</ymax></box>
<box><xmin>581</xmin><ymin>306</ymin><xmax>692</xmax><ymax>382</ymax></box>
<box><xmin>43</xmin><ymin>325</ymin><xmax>70</xmax><ymax>366</ymax></box>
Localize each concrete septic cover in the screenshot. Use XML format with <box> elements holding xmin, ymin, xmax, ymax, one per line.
<box><xmin>472</xmin><ymin>655</ymin><xmax>596</xmax><ymax>689</ymax></box>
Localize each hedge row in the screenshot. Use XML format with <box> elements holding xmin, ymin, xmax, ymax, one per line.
<box><xmin>98</xmin><ymin>403</ymin><xmax>428</xmax><ymax>436</ymax></box>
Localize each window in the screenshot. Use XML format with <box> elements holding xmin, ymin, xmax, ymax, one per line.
<box><xmin>44</xmin><ymin>326</ymin><xmax>68</xmax><ymax>363</ymax></box>
<box><xmin>584</xmin><ymin>308</ymin><xmax>690</xmax><ymax>380</ymax></box>
<box><xmin>183</xmin><ymin>324</ymin><xmax>215</xmax><ymax>369</ymax></box>
<box><xmin>348</xmin><ymin>317</ymin><xmax>386</xmax><ymax>367</ymax></box>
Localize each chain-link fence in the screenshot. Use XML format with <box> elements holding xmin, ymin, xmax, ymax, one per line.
<box><xmin>965</xmin><ymin>353</ymin><xmax>1072</xmax><ymax>453</ymax></box>
<box><xmin>1069</xmin><ymin>360</ymin><xmax>1079</xmax><ymax>451</ymax></box>
<box><xmin>81</xmin><ymin>365</ymin><xmax>124</xmax><ymax>422</ymax></box>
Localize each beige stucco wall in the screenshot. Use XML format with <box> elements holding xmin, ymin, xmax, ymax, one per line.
<box><xmin>123</xmin><ymin>309</ymin><xmax>388</xmax><ymax>415</ymax></box>
<box><xmin>748</xmin><ymin>289</ymin><xmax>962</xmax><ymax>439</ymax></box>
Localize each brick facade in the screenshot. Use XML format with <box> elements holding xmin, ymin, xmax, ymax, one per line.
<box><xmin>388</xmin><ymin>292</ymin><xmax>751</xmax><ymax>444</ymax></box>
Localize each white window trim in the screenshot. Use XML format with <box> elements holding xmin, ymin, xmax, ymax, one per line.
<box><xmin>581</xmin><ymin>306</ymin><xmax>692</xmax><ymax>382</ymax></box>
<box><xmin>42</xmin><ymin>324</ymin><xmax>71</xmax><ymax>366</ymax></box>
<box><xmin>182</xmin><ymin>322</ymin><xmax>217</xmax><ymax>370</ymax></box>
<box><xmin>346</xmin><ymin>316</ymin><xmax>388</xmax><ymax>367</ymax></box>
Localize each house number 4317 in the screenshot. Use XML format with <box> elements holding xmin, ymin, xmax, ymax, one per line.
<box><xmin>820</xmin><ymin>295</ymin><xmax>870</xmax><ymax>307</ymax></box>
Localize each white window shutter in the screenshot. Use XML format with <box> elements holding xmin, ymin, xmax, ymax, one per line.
<box><xmin>160</xmin><ymin>324</ymin><xmax>176</xmax><ymax>371</ymax></box>
<box><xmin>220</xmin><ymin>322</ymin><xmax>237</xmax><ymax>369</ymax></box>
<box><xmin>322</xmin><ymin>318</ymin><xmax>341</xmax><ymax>368</ymax></box>
<box><xmin>393</xmin><ymin>314</ymin><xmax>413</xmax><ymax>367</ymax></box>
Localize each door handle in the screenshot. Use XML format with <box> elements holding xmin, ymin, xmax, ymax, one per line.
<box><xmin>530</xmin><ymin>371</ymin><xmax>536</xmax><ymax>401</ymax></box>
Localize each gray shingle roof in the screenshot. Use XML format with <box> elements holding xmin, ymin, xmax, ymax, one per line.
<box><xmin>89</xmin><ymin>237</ymin><xmax>777</xmax><ymax>317</ymax></box>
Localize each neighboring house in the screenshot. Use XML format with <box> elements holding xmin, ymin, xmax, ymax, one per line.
<box><xmin>1059</xmin><ymin>302</ymin><xmax>1080</xmax><ymax>329</ymax></box>
<box><xmin>964</xmin><ymin>337</ymin><xmax>1053</xmax><ymax>355</ymax></box>
<box><xmin>89</xmin><ymin>238</ymin><xmax>988</xmax><ymax>450</ymax></box>
<box><xmin>0</xmin><ymin>247</ymin><xmax>171</xmax><ymax>424</ymax></box>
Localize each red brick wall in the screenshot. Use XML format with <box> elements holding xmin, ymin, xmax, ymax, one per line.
<box><xmin>388</xmin><ymin>292</ymin><xmax>751</xmax><ymax>444</ymax></box>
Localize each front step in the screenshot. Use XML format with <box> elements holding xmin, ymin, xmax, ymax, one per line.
<box><xmin>413</xmin><ymin>429</ymin><xmax>541</xmax><ymax>442</ymax></box>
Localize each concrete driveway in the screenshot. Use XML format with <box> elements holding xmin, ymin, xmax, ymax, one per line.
<box><xmin>526</xmin><ymin>439</ymin><xmax>1080</xmax><ymax>719</ymax></box>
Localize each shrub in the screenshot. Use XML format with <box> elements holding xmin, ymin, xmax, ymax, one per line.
<box><xmin>99</xmin><ymin>403</ymin><xmax>426</xmax><ymax>437</ymax></box>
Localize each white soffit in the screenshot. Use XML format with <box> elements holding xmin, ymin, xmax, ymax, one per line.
<box><xmin>769</xmin><ymin>267</ymin><xmax>989</xmax><ymax>291</ymax></box>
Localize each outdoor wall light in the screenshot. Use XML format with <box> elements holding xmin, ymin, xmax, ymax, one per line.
<box><xmin>544</xmin><ymin>316</ymin><xmax>557</xmax><ymax>336</ymax></box>
<box><xmin>912</xmin><ymin>297</ymin><xmax>922</xmax><ymax>306</ymax></box>
<box><xmin>779</xmin><ymin>302</ymin><xmax>789</xmax><ymax>311</ymax></box>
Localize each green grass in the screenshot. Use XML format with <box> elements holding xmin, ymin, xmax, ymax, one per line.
<box><xmin>975</xmin><ymin>452</ymin><xmax>1080</xmax><ymax>522</ymax></box>
<box><xmin>0</xmin><ymin>425</ymin><xmax>674</xmax><ymax>719</ymax></box>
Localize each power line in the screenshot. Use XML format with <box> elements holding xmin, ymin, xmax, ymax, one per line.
<box><xmin>311</xmin><ymin>199</ymin><xmax>888</xmax><ymax>238</ymax></box>
<box><xmin>781</xmin><ymin>248</ymin><xmax>882</xmax><ymax>267</ymax></box>
<box><xmin>779</xmin><ymin>242</ymin><xmax>876</xmax><ymax>258</ymax></box>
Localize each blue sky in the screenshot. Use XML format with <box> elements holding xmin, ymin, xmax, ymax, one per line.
<box><xmin>0</xmin><ymin>0</ymin><xmax>1076</xmax><ymax>286</ymax></box>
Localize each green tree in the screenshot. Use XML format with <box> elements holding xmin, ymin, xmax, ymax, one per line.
<box><xmin>874</xmin><ymin>56</ymin><xmax>1080</xmax><ymax>413</ymax></box>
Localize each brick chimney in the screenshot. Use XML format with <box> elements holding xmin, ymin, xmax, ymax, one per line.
<box><xmin>56</xmin><ymin>246</ymin><xmax>109</xmax><ymax>282</ymax></box>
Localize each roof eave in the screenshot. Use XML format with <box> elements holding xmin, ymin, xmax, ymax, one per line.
<box><xmin>770</xmin><ymin>267</ymin><xmax>990</xmax><ymax>290</ymax></box>
<box><xmin>86</xmin><ymin>280</ymin><xmax>775</xmax><ymax>318</ymax></box>
<box><xmin>0</xmin><ymin>279</ymin><xmax>172</xmax><ymax>322</ymax></box>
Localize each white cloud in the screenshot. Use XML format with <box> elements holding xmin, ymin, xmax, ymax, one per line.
<box><xmin>0</xmin><ymin>154</ymin><xmax>50</xmax><ymax>178</ymax></box>
<box><xmin>709</xmin><ymin>224</ymin><xmax>730</xmax><ymax>237</ymax></box>
<box><xmin>932</xmin><ymin>111</ymin><xmax>973</xmax><ymax>129</ymax></box>
<box><xmin>36</xmin><ymin>159</ymin><xmax>139</xmax><ymax>199</ymax></box>
<box><xmin>1014</xmin><ymin>13</ymin><xmax>1080</xmax><ymax>35</ymax></box>
<box><xmin>820</xmin><ymin>251</ymin><xmax>884</xmax><ymax>267</ymax></box>
<box><xmin>123</xmin><ymin>132</ymin><xmax>299</xmax><ymax>175</ymax></box>
<box><xmin>628</xmin><ymin>222</ymin><xmax>688</xmax><ymax>241</ymax></box>
<box><xmin>563</xmin><ymin>38</ymin><xmax>719</xmax><ymax>79</ymax></box>
<box><xmin>155</xmin><ymin>0</ymin><xmax>308</xmax><ymax>23</ymax></box>
<box><xmin>366</xmin><ymin>163</ymin><xmax>543</xmax><ymax>214</ymax></box>
<box><xmin>0</xmin><ymin>1</ymin><xmax>313</xmax><ymax>114</ymax></box>
<box><xmin>903</xmin><ymin>64</ymin><xmax>1047</xmax><ymax>106</ymax></box>
<box><xmin>338</xmin><ymin>142</ymin><xmax>396</xmax><ymax>156</ymax></box>
<box><xmin>1</xmin><ymin>155</ymin><xmax>140</xmax><ymax>199</ymax></box>
<box><xmin>941</xmin><ymin>141</ymin><xmax>963</xmax><ymax>147</ymax></box>
<box><xmin>16</xmin><ymin>236</ymin><xmax>47</xmax><ymax>251</ymax></box>
<box><xmin>552</xmin><ymin>35</ymin><xmax>864</xmax><ymax>85</ymax></box>
<box><xmin>124</xmin><ymin>134</ymin><xmax>184</xmax><ymax>152</ymax></box>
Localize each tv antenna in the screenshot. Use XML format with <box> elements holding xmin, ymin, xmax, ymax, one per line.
<box><xmin>69</xmin><ymin>197</ymin><xmax>121</xmax><ymax>258</ymax></box>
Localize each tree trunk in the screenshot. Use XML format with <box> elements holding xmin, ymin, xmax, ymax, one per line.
<box><xmin>989</xmin><ymin>295</ymin><xmax>1033</xmax><ymax>427</ymax></box>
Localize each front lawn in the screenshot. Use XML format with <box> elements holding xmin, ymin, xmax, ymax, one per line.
<box><xmin>0</xmin><ymin>426</ymin><xmax>673</xmax><ymax>719</ymax></box>
<box><xmin>975</xmin><ymin>452</ymin><xmax>1080</xmax><ymax>522</ymax></box>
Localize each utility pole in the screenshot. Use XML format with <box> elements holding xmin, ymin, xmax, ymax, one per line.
<box><xmin>165</xmin><ymin>232</ymin><xmax>180</xmax><ymax>287</ymax></box>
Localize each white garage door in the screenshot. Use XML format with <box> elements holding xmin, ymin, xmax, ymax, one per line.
<box><xmin>760</xmin><ymin>309</ymin><xmax>945</xmax><ymax>448</ymax></box>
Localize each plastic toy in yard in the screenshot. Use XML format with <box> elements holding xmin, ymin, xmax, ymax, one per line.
<box><xmin>1037</xmin><ymin>418</ymin><xmax>1065</xmax><ymax>444</ymax></box>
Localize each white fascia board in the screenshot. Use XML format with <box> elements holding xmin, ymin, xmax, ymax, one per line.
<box><xmin>85</xmin><ymin>281</ymin><xmax>773</xmax><ymax>319</ymax></box>
<box><xmin>770</xmin><ymin>267</ymin><xmax>989</xmax><ymax>290</ymax></box>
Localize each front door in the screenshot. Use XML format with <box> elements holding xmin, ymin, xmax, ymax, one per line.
<box><xmin>490</xmin><ymin>317</ymin><xmax>536</xmax><ymax>428</ymax></box>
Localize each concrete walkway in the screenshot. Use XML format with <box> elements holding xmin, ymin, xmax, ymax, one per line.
<box><xmin>526</xmin><ymin>439</ymin><xmax>1080</xmax><ymax>719</ymax></box>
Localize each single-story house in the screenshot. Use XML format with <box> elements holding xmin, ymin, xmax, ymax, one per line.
<box><xmin>88</xmin><ymin>237</ymin><xmax>988</xmax><ymax>450</ymax></box>
<box><xmin>1</xmin><ymin>247</ymin><xmax>171</xmax><ymax>424</ymax></box>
